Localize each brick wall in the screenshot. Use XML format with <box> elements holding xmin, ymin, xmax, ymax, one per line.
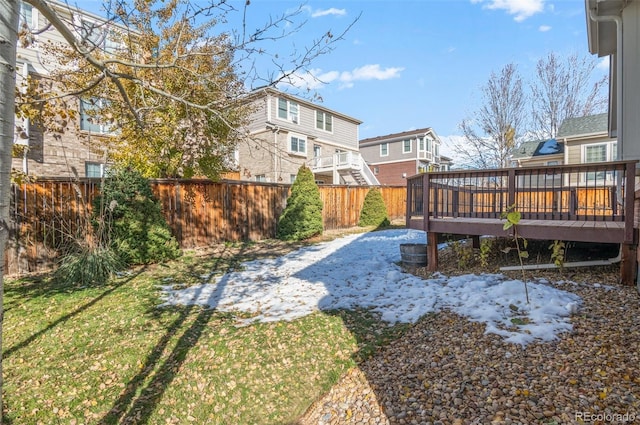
<box><xmin>371</xmin><ymin>160</ymin><xmax>417</xmax><ymax>186</ymax></box>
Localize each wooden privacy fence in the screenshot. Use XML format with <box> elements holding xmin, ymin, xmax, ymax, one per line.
<box><xmin>5</xmin><ymin>178</ymin><xmax>406</xmax><ymax>275</ymax></box>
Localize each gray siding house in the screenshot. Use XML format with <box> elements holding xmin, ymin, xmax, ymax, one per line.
<box><xmin>585</xmin><ymin>0</ymin><xmax>639</xmax><ymax>163</ymax></box>
<box><xmin>359</xmin><ymin>128</ymin><xmax>450</xmax><ymax>186</ymax></box>
<box><xmin>13</xmin><ymin>0</ymin><xmax>117</xmax><ymax>177</ymax></box>
<box><xmin>512</xmin><ymin>114</ymin><xmax>616</xmax><ymax>168</ymax></box>
<box><xmin>238</xmin><ymin>87</ymin><xmax>378</xmax><ymax>185</ymax></box>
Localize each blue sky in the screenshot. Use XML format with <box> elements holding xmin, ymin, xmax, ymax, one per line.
<box><xmin>237</xmin><ymin>0</ymin><xmax>608</xmax><ymax>145</ymax></box>
<box><xmin>80</xmin><ymin>0</ymin><xmax>608</xmax><ymax>148</ymax></box>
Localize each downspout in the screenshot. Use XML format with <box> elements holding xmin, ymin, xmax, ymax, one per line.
<box><xmin>273</xmin><ymin>126</ymin><xmax>280</xmax><ymax>182</ymax></box>
<box><xmin>588</xmin><ymin>8</ymin><xmax>633</xmax><ymax>286</ymax></box>
<box><xmin>589</xmin><ymin>8</ymin><xmax>623</xmax><ymax>159</ymax></box>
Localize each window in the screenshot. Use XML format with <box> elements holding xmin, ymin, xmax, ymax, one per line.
<box><xmin>290</xmin><ymin>174</ymin><xmax>297</xmax><ymax>183</ymax></box>
<box><xmin>277</xmin><ymin>98</ymin><xmax>299</xmax><ymax>124</ymax></box>
<box><xmin>585</xmin><ymin>144</ymin><xmax>607</xmax><ymax>163</ymax></box>
<box><xmin>584</xmin><ymin>142</ymin><xmax>617</xmax><ymax>181</ymax></box>
<box><xmin>80</xmin><ymin>98</ymin><xmax>112</xmax><ymax>134</ymax></box>
<box><xmin>373</xmin><ymin>166</ymin><xmax>379</xmax><ymax>175</ymax></box>
<box><xmin>255</xmin><ymin>174</ymin><xmax>267</xmax><ymax>182</ymax></box>
<box><xmin>380</xmin><ymin>143</ymin><xmax>389</xmax><ymax>157</ymax></box>
<box><xmin>403</xmin><ymin>139</ymin><xmax>412</xmax><ymax>154</ymax></box>
<box><xmin>19</xmin><ymin>2</ymin><xmax>35</xmax><ymax>30</ymax></box>
<box><xmin>85</xmin><ymin>162</ymin><xmax>105</xmax><ymax>178</ymax></box>
<box><xmin>290</xmin><ymin>135</ymin><xmax>306</xmax><ymax>154</ymax></box>
<box><xmin>316</xmin><ymin>111</ymin><xmax>333</xmax><ymax>132</ymax></box>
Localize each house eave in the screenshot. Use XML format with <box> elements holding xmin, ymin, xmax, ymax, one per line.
<box><xmin>585</xmin><ymin>0</ymin><xmax>625</xmax><ymax>57</ymax></box>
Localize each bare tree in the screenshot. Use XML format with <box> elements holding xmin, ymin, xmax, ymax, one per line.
<box><xmin>530</xmin><ymin>52</ymin><xmax>608</xmax><ymax>139</ymax></box>
<box><xmin>454</xmin><ymin>63</ymin><xmax>527</xmax><ymax>169</ymax></box>
<box><xmin>1</xmin><ymin>0</ymin><xmax>357</xmax><ymax>417</ymax></box>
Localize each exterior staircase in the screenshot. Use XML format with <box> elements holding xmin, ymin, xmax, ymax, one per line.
<box><xmin>309</xmin><ymin>151</ymin><xmax>380</xmax><ymax>186</ymax></box>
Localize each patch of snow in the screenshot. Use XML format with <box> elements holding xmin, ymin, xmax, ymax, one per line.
<box><xmin>160</xmin><ymin>229</ymin><xmax>583</xmax><ymax>346</ymax></box>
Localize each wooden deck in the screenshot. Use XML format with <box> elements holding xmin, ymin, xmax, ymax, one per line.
<box><xmin>408</xmin><ymin>217</ymin><xmax>626</xmax><ymax>244</ymax></box>
<box><xmin>406</xmin><ymin>161</ymin><xmax>638</xmax><ymax>284</ymax></box>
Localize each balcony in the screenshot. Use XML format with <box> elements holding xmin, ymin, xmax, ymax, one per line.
<box><xmin>309</xmin><ymin>151</ymin><xmax>380</xmax><ymax>185</ymax></box>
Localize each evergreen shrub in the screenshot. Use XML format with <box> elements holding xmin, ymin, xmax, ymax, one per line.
<box><xmin>277</xmin><ymin>165</ymin><xmax>323</xmax><ymax>241</ymax></box>
<box><xmin>358</xmin><ymin>188</ymin><xmax>390</xmax><ymax>228</ymax></box>
<box><xmin>94</xmin><ymin>167</ymin><xmax>181</xmax><ymax>265</ymax></box>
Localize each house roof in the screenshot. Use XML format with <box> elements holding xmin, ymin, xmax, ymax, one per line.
<box><xmin>359</xmin><ymin>127</ymin><xmax>438</xmax><ymax>146</ymax></box>
<box><xmin>246</xmin><ymin>87</ymin><xmax>363</xmax><ymax>125</ymax></box>
<box><xmin>557</xmin><ymin>113</ymin><xmax>608</xmax><ymax>138</ymax></box>
<box><xmin>511</xmin><ymin>139</ymin><xmax>564</xmax><ymax>160</ymax></box>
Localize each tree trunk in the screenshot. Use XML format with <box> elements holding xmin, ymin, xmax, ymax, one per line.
<box><xmin>0</xmin><ymin>1</ymin><xmax>20</xmax><ymax>422</ymax></box>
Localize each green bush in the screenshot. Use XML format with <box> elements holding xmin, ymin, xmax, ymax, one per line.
<box><xmin>93</xmin><ymin>167</ymin><xmax>181</xmax><ymax>265</ymax></box>
<box><xmin>358</xmin><ymin>188</ymin><xmax>390</xmax><ymax>228</ymax></box>
<box><xmin>277</xmin><ymin>165</ymin><xmax>323</xmax><ymax>241</ymax></box>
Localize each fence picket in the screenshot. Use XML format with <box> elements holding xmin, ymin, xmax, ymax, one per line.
<box><xmin>5</xmin><ymin>179</ymin><xmax>407</xmax><ymax>275</ymax></box>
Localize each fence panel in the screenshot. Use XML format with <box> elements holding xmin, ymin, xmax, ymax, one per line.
<box><xmin>5</xmin><ymin>179</ymin><xmax>407</xmax><ymax>275</ymax></box>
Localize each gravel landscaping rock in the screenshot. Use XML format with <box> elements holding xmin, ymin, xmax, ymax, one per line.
<box><xmin>298</xmin><ymin>277</ymin><xmax>640</xmax><ymax>424</ymax></box>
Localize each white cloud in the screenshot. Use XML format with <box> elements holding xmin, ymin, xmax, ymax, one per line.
<box><xmin>597</xmin><ymin>57</ymin><xmax>610</xmax><ymax>71</ymax></box>
<box><xmin>472</xmin><ymin>0</ymin><xmax>545</xmax><ymax>22</ymax></box>
<box><xmin>538</xmin><ymin>25</ymin><xmax>551</xmax><ymax>32</ymax></box>
<box><xmin>279</xmin><ymin>64</ymin><xmax>404</xmax><ymax>91</ymax></box>
<box><xmin>311</xmin><ymin>7</ymin><xmax>347</xmax><ymax>18</ymax></box>
<box><xmin>340</xmin><ymin>64</ymin><xmax>404</xmax><ymax>86</ymax></box>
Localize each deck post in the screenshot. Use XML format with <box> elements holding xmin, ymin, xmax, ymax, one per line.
<box><xmin>423</xmin><ymin>173</ymin><xmax>430</xmax><ymax>233</ymax></box>
<box><xmin>427</xmin><ymin>231</ymin><xmax>439</xmax><ymax>272</ymax></box>
<box><xmin>621</xmin><ymin>243</ymin><xmax>637</xmax><ymax>286</ymax></box>
<box><xmin>406</xmin><ymin>177</ymin><xmax>412</xmax><ymax>227</ymax></box>
<box><xmin>624</xmin><ymin>161</ymin><xmax>635</xmax><ymax>243</ymax></box>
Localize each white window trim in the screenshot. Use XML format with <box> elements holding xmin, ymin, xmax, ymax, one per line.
<box><xmin>380</xmin><ymin>143</ymin><xmax>389</xmax><ymax>157</ymax></box>
<box><xmin>79</xmin><ymin>97</ymin><xmax>114</xmax><ymax>135</ymax></box>
<box><xmin>289</xmin><ymin>133</ymin><xmax>307</xmax><ymax>156</ymax></box>
<box><xmin>402</xmin><ymin>139</ymin><xmax>412</xmax><ymax>154</ymax></box>
<box><xmin>581</xmin><ymin>141</ymin><xmax>618</xmax><ymax>183</ymax></box>
<box><xmin>315</xmin><ymin>110</ymin><xmax>333</xmax><ymax>133</ymax></box>
<box><xmin>85</xmin><ymin>162</ymin><xmax>106</xmax><ymax>178</ymax></box>
<box><xmin>277</xmin><ymin>98</ymin><xmax>299</xmax><ymax>124</ymax></box>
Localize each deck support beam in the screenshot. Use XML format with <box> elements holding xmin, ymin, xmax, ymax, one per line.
<box><xmin>427</xmin><ymin>232</ymin><xmax>439</xmax><ymax>272</ymax></box>
<box><xmin>621</xmin><ymin>243</ymin><xmax>637</xmax><ymax>285</ymax></box>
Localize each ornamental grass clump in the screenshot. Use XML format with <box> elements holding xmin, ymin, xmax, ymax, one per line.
<box><xmin>358</xmin><ymin>188</ymin><xmax>390</xmax><ymax>228</ymax></box>
<box><xmin>277</xmin><ymin>165</ymin><xmax>323</xmax><ymax>241</ymax></box>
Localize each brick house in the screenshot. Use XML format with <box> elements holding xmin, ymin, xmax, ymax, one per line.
<box><xmin>359</xmin><ymin>128</ymin><xmax>451</xmax><ymax>186</ymax></box>
<box><xmin>13</xmin><ymin>0</ymin><xmax>116</xmax><ymax>178</ymax></box>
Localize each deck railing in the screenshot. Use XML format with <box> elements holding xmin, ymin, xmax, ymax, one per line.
<box><xmin>407</xmin><ymin>161</ymin><xmax>637</xmax><ymax>241</ymax></box>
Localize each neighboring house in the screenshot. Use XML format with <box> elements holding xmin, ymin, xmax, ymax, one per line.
<box><xmin>238</xmin><ymin>87</ymin><xmax>378</xmax><ymax>185</ymax></box>
<box><xmin>585</xmin><ymin>0</ymin><xmax>639</xmax><ymax>163</ymax></box>
<box><xmin>512</xmin><ymin>114</ymin><xmax>616</xmax><ymax>169</ymax></box>
<box><xmin>359</xmin><ymin>128</ymin><xmax>451</xmax><ymax>186</ymax></box>
<box><xmin>13</xmin><ymin>0</ymin><xmax>119</xmax><ymax>178</ymax></box>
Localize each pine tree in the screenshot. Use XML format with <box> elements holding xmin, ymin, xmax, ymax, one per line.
<box><xmin>277</xmin><ymin>166</ymin><xmax>323</xmax><ymax>241</ymax></box>
<box><xmin>358</xmin><ymin>188</ymin><xmax>390</xmax><ymax>228</ymax></box>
